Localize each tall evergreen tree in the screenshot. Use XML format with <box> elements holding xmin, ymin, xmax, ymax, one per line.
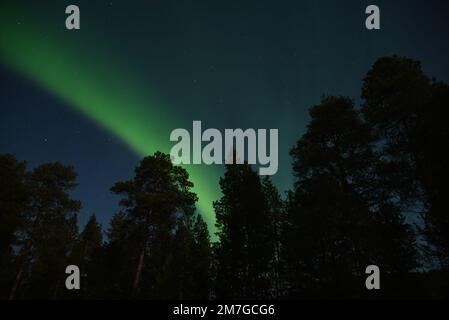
<box><xmin>362</xmin><ymin>55</ymin><xmax>449</xmax><ymax>266</ymax></box>
<box><xmin>68</xmin><ymin>214</ymin><xmax>103</xmax><ymax>299</ymax></box>
<box><xmin>286</xmin><ymin>96</ymin><xmax>417</xmax><ymax>298</ymax></box>
<box><xmin>98</xmin><ymin>212</ymin><xmax>137</xmax><ymax>298</ymax></box>
<box><xmin>9</xmin><ymin>162</ymin><xmax>80</xmax><ymax>299</ymax></box>
<box><xmin>0</xmin><ymin>154</ymin><xmax>28</xmax><ymax>299</ymax></box>
<box><xmin>261</xmin><ymin>177</ymin><xmax>285</xmax><ymax>298</ymax></box>
<box><xmin>155</xmin><ymin>214</ymin><xmax>211</xmax><ymax>299</ymax></box>
<box><xmin>110</xmin><ymin>152</ymin><xmax>198</xmax><ymax>298</ymax></box>
<box><xmin>213</xmin><ymin>162</ymin><xmax>275</xmax><ymax>299</ymax></box>
<box><xmin>191</xmin><ymin>214</ymin><xmax>212</xmax><ymax>299</ymax></box>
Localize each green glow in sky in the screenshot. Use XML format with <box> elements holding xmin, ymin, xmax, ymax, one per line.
<box><xmin>0</xmin><ymin>6</ymin><xmax>220</xmax><ymax>236</ymax></box>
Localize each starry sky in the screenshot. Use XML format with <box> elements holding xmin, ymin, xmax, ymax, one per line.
<box><xmin>1</xmin><ymin>0</ymin><xmax>449</xmax><ymax>236</ymax></box>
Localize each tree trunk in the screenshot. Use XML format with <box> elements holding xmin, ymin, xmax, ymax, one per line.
<box><xmin>9</xmin><ymin>263</ymin><xmax>24</xmax><ymax>300</ymax></box>
<box><xmin>132</xmin><ymin>245</ymin><xmax>146</xmax><ymax>297</ymax></box>
<box><xmin>131</xmin><ymin>212</ymin><xmax>151</xmax><ymax>298</ymax></box>
<box><xmin>9</xmin><ymin>241</ymin><xmax>32</xmax><ymax>300</ymax></box>
<box><xmin>10</xmin><ymin>207</ymin><xmax>44</xmax><ymax>300</ymax></box>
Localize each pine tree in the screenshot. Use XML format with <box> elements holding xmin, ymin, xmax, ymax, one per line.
<box><xmin>191</xmin><ymin>214</ymin><xmax>212</xmax><ymax>299</ymax></box>
<box><xmin>110</xmin><ymin>152</ymin><xmax>197</xmax><ymax>298</ymax></box>
<box><xmin>261</xmin><ymin>177</ymin><xmax>285</xmax><ymax>298</ymax></box>
<box><xmin>0</xmin><ymin>154</ymin><xmax>28</xmax><ymax>299</ymax></box>
<box><xmin>213</xmin><ymin>162</ymin><xmax>274</xmax><ymax>299</ymax></box>
<box><xmin>68</xmin><ymin>214</ymin><xmax>103</xmax><ymax>298</ymax></box>
<box><xmin>9</xmin><ymin>162</ymin><xmax>80</xmax><ymax>299</ymax></box>
<box><xmin>362</xmin><ymin>56</ymin><xmax>449</xmax><ymax>267</ymax></box>
<box><xmin>98</xmin><ymin>212</ymin><xmax>137</xmax><ymax>298</ymax></box>
<box><xmin>286</xmin><ymin>96</ymin><xmax>417</xmax><ymax>298</ymax></box>
<box><xmin>156</xmin><ymin>214</ymin><xmax>211</xmax><ymax>299</ymax></box>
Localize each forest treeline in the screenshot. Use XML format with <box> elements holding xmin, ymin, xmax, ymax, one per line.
<box><xmin>1</xmin><ymin>55</ymin><xmax>449</xmax><ymax>299</ymax></box>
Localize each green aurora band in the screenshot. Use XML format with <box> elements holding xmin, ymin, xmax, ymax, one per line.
<box><xmin>0</xmin><ymin>5</ymin><xmax>221</xmax><ymax>236</ymax></box>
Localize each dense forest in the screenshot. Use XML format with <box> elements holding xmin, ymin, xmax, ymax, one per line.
<box><xmin>1</xmin><ymin>55</ymin><xmax>448</xmax><ymax>299</ymax></box>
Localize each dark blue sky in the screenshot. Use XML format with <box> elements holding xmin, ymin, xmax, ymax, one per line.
<box><xmin>1</xmin><ymin>0</ymin><xmax>449</xmax><ymax>230</ymax></box>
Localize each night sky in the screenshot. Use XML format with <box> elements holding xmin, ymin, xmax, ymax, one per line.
<box><xmin>1</xmin><ymin>0</ymin><xmax>449</xmax><ymax>235</ymax></box>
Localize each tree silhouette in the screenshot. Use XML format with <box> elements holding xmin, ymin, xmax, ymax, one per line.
<box><xmin>1</xmin><ymin>55</ymin><xmax>448</xmax><ymax>300</ymax></box>
<box><xmin>0</xmin><ymin>154</ymin><xmax>27</xmax><ymax>299</ymax></box>
<box><xmin>67</xmin><ymin>214</ymin><xmax>103</xmax><ymax>299</ymax></box>
<box><xmin>285</xmin><ymin>96</ymin><xmax>417</xmax><ymax>298</ymax></box>
<box><xmin>109</xmin><ymin>152</ymin><xmax>209</xmax><ymax>299</ymax></box>
<box><xmin>9</xmin><ymin>162</ymin><xmax>80</xmax><ymax>299</ymax></box>
<box><xmin>213</xmin><ymin>162</ymin><xmax>275</xmax><ymax>299</ymax></box>
<box><xmin>362</xmin><ymin>56</ymin><xmax>449</xmax><ymax>267</ymax></box>
<box><xmin>261</xmin><ymin>176</ymin><xmax>285</xmax><ymax>298</ymax></box>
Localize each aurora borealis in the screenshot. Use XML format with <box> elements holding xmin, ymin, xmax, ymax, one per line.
<box><xmin>0</xmin><ymin>3</ymin><xmax>223</xmax><ymax>233</ymax></box>
<box><xmin>2</xmin><ymin>0</ymin><xmax>449</xmax><ymax>237</ymax></box>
